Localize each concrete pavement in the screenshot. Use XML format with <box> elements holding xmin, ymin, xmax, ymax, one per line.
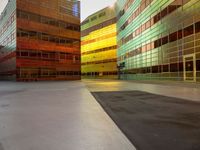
<box><xmin>1</xmin><ymin>79</ymin><xmax>200</xmax><ymax>150</ymax></box>
<box><xmin>0</xmin><ymin>81</ymin><xmax>136</xmax><ymax>150</ymax></box>
<box><xmin>83</xmin><ymin>79</ymin><xmax>200</xmax><ymax>102</ymax></box>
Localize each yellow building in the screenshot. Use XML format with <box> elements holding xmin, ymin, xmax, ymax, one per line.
<box><xmin>81</xmin><ymin>7</ymin><xmax>117</xmax><ymax>78</ymax></box>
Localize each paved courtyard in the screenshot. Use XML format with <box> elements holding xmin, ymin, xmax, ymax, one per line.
<box><xmin>0</xmin><ymin>79</ymin><xmax>200</xmax><ymax>150</ymax></box>
<box><xmin>83</xmin><ymin>79</ymin><xmax>200</xmax><ymax>102</ymax></box>
<box><xmin>0</xmin><ymin>81</ymin><xmax>136</xmax><ymax>150</ymax></box>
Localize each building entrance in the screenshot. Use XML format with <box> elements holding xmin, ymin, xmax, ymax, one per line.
<box><xmin>183</xmin><ymin>54</ymin><xmax>196</xmax><ymax>82</ymax></box>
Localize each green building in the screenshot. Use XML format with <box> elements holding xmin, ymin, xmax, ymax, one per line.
<box><xmin>116</xmin><ymin>0</ymin><xmax>200</xmax><ymax>82</ymax></box>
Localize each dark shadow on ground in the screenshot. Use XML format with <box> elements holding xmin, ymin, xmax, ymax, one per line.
<box><xmin>92</xmin><ymin>91</ymin><xmax>200</xmax><ymax>150</ymax></box>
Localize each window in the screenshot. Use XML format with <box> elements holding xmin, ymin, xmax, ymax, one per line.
<box><xmin>20</xmin><ymin>31</ymin><xmax>29</xmax><ymax>38</ymax></box>
<box><xmin>21</xmin><ymin>51</ymin><xmax>28</xmax><ymax>57</ymax></box>
<box><xmin>153</xmin><ymin>13</ymin><xmax>161</xmax><ymax>23</ymax></box>
<box><xmin>66</xmin><ymin>24</ymin><xmax>73</xmax><ymax>30</ymax></box>
<box><xmin>91</xmin><ymin>16</ymin><xmax>97</xmax><ymax>21</ymax></box>
<box><xmin>99</xmin><ymin>12</ymin><xmax>106</xmax><ymax>18</ymax></box>
<box><xmin>119</xmin><ymin>10</ymin><xmax>125</xmax><ymax>17</ymax></box>
<box><xmin>170</xmin><ymin>63</ymin><xmax>178</xmax><ymax>72</ymax></box>
<box><xmin>49</xmin><ymin>37</ymin><xmax>56</xmax><ymax>42</ymax></box>
<box><xmin>178</xmin><ymin>30</ymin><xmax>183</xmax><ymax>39</ymax></box>
<box><xmin>161</xmin><ymin>7</ymin><xmax>168</xmax><ymax>18</ymax></box>
<box><xmin>196</xmin><ymin>60</ymin><xmax>200</xmax><ymax>71</ymax></box>
<box><xmin>60</xmin><ymin>53</ymin><xmax>65</xmax><ymax>59</ymax></box>
<box><xmin>17</xmin><ymin>28</ymin><xmax>79</xmax><ymax>46</ymax></box>
<box><xmin>184</xmin><ymin>25</ymin><xmax>194</xmax><ymax>37</ymax></box>
<box><xmin>146</xmin><ymin>67</ymin><xmax>151</xmax><ymax>73</ymax></box>
<box><xmin>169</xmin><ymin>32</ymin><xmax>177</xmax><ymax>42</ymax></box>
<box><xmin>41</xmin><ymin>17</ymin><xmax>49</xmax><ymax>24</ymax></box>
<box><xmin>152</xmin><ymin>66</ymin><xmax>159</xmax><ymax>73</ymax></box>
<box><xmin>49</xmin><ymin>20</ymin><xmax>57</xmax><ymax>26</ymax></box>
<box><xmin>29</xmin><ymin>52</ymin><xmax>37</xmax><ymax>57</ymax></box>
<box><xmin>60</xmin><ymin>39</ymin><xmax>66</xmax><ymax>44</ymax></box>
<box><xmin>42</xmin><ymin>53</ymin><xmax>49</xmax><ymax>58</ymax></box>
<box><xmin>154</xmin><ymin>39</ymin><xmax>161</xmax><ymax>48</ymax></box>
<box><xmin>179</xmin><ymin>62</ymin><xmax>183</xmax><ymax>71</ymax></box>
<box><xmin>41</xmin><ymin>34</ymin><xmax>49</xmax><ymax>41</ymax></box>
<box><xmin>163</xmin><ymin>65</ymin><xmax>169</xmax><ymax>72</ymax></box>
<box><xmin>195</xmin><ymin>21</ymin><xmax>200</xmax><ymax>33</ymax></box>
<box><xmin>168</xmin><ymin>5</ymin><xmax>177</xmax><ymax>14</ymax></box>
<box><xmin>82</xmin><ymin>19</ymin><xmax>89</xmax><ymax>25</ymax></box>
<box><xmin>145</xmin><ymin>20</ymin><xmax>151</xmax><ymax>29</ymax></box>
<box><xmin>29</xmin><ymin>31</ymin><xmax>37</xmax><ymax>39</ymax></box>
<box><xmin>162</xmin><ymin>36</ymin><xmax>168</xmax><ymax>45</ymax></box>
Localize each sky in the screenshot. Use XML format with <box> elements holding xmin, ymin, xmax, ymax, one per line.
<box><xmin>0</xmin><ymin>0</ymin><xmax>116</xmax><ymax>21</ymax></box>
<box><xmin>0</xmin><ymin>0</ymin><xmax>8</xmax><ymax>14</ymax></box>
<box><xmin>81</xmin><ymin>0</ymin><xmax>116</xmax><ymax>21</ymax></box>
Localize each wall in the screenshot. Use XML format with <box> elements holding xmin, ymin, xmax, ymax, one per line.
<box><xmin>81</xmin><ymin>7</ymin><xmax>118</xmax><ymax>78</ymax></box>
<box><xmin>16</xmin><ymin>0</ymin><xmax>81</xmax><ymax>81</ymax></box>
<box><xmin>116</xmin><ymin>0</ymin><xmax>200</xmax><ymax>82</ymax></box>
<box><xmin>0</xmin><ymin>0</ymin><xmax>17</xmax><ymax>80</ymax></box>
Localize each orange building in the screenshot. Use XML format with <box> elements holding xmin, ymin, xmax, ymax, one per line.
<box><xmin>0</xmin><ymin>0</ymin><xmax>80</xmax><ymax>81</ymax></box>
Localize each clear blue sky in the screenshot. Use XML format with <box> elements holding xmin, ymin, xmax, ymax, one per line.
<box><xmin>0</xmin><ymin>0</ymin><xmax>116</xmax><ymax>21</ymax></box>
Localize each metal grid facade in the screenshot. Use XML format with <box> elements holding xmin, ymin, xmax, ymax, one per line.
<box><xmin>0</xmin><ymin>0</ymin><xmax>16</xmax><ymax>80</ymax></box>
<box><xmin>0</xmin><ymin>0</ymin><xmax>81</xmax><ymax>81</ymax></box>
<box><xmin>116</xmin><ymin>0</ymin><xmax>200</xmax><ymax>82</ymax></box>
<box><xmin>81</xmin><ymin>7</ymin><xmax>117</xmax><ymax>78</ymax></box>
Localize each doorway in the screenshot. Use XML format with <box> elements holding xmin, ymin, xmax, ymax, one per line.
<box><xmin>183</xmin><ymin>54</ymin><xmax>196</xmax><ymax>82</ymax></box>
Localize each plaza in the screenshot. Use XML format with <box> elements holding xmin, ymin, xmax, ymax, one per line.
<box><xmin>0</xmin><ymin>80</ymin><xmax>200</xmax><ymax>150</ymax></box>
<box><xmin>1</xmin><ymin>0</ymin><xmax>200</xmax><ymax>149</ymax></box>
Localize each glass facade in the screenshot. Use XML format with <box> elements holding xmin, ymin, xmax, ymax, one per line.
<box><xmin>116</xmin><ymin>0</ymin><xmax>200</xmax><ymax>82</ymax></box>
<box><xmin>0</xmin><ymin>0</ymin><xmax>17</xmax><ymax>80</ymax></box>
<box><xmin>0</xmin><ymin>0</ymin><xmax>81</xmax><ymax>81</ymax></box>
<box><xmin>81</xmin><ymin>7</ymin><xmax>117</xmax><ymax>78</ymax></box>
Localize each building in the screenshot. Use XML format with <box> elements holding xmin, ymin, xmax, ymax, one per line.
<box><xmin>81</xmin><ymin>7</ymin><xmax>117</xmax><ymax>78</ymax></box>
<box><xmin>0</xmin><ymin>0</ymin><xmax>16</xmax><ymax>80</ymax></box>
<box><xmin>0</xmin><ymin>0</ymin><xmax>81</xmax><ymax>81</ymax></box>
<box><xmin>116</xmin><ymin>0</ymin><xmax>200</xmax><ymax>82</ymax></box>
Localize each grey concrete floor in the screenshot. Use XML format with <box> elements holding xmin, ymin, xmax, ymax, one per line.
<box><xmin>0</xmin><ymin>81</ymin><xmax>136</xmax><ymax>150</ymax></box>
<box><xmin>1</xmin><ymin>79</ymin><xmax>200</xmax><ymax>150</ymax></box>
<box><xmin>83</xmin><ymin>79</ymin><xmax>200</xmax><ymax>102</ymax></box>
